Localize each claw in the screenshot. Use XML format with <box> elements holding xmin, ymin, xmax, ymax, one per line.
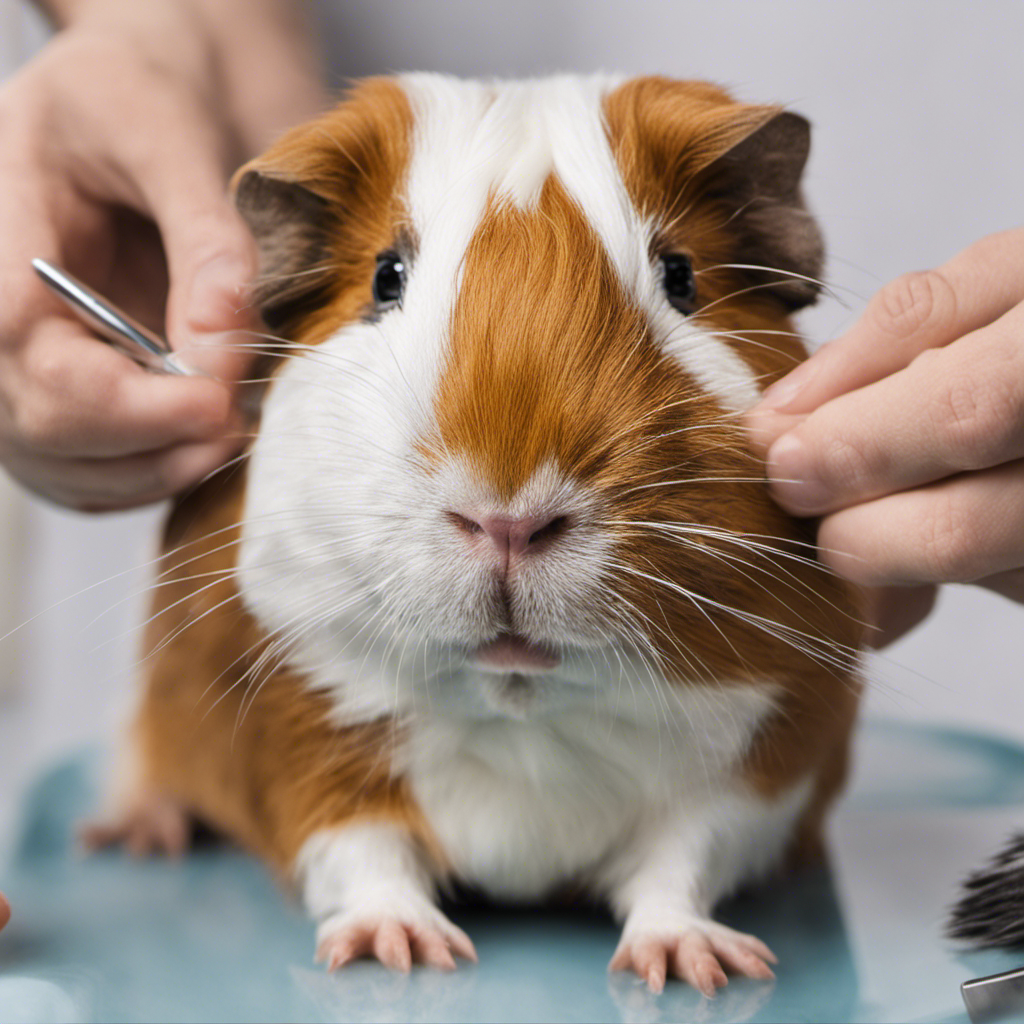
<box><xmin>317</xmin><ymin>912</ymin><xmax>476</xmax><ymax>973</ymax></box>
<box><xmin>610</xmin><ymin>919</ymin><xmax>777</xmax><ymax>995</ymax></box>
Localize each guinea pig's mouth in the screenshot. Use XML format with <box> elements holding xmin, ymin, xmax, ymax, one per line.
<box><xmin>468</xmin><ymin>634</ymin><xmax>561</xmax><ymax>674</ymax></box>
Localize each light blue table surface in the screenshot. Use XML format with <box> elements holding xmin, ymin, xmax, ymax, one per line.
<box><xmin>2</xmin><ymin>720</ymin><xmax>1024</xmax><ymax>1023</ymax></box>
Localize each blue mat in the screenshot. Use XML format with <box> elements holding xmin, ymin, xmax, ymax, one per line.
<box><xmin>2</xmin><ymin>720</ymin><xmax>1023</xmax><ymax>1023</ymax></box>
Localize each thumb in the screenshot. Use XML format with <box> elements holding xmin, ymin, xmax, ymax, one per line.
<box><xmin>162</xmin><ymin>201</ymin><xmax>260</xmax><ymax>386</ymax></box>
<box><xmin>119</xmin><ymin>103</ymin><xmax>261</xmax><ymax>386</ymax></box>
<box><xmin>168</xmin><ymin>213</ymin><xmax>261</xmax><ymax>385</ymax></box>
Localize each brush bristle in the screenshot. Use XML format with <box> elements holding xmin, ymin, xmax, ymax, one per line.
<box><xmin>948</xmin><ymin>832</ymin><xmax>1024</xmax><ymax>948</ymax></box>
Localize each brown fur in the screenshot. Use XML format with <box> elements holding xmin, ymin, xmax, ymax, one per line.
<box><xmin>132</xmin><ymin>469</ymin><xmax>441</xmax><ymax>874</ymax></box>
<box><xmin>232</xmin><ymin>77</ymin><xmax>414</xmax><ymax>344</ymax></box>
<box><xmin>604</xmin><ymin>78</ymin><xmax>862</xmax><ymax>852</ymax></box>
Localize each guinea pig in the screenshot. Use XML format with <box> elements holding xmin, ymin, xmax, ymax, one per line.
<box><xmin>84</xmin><ymin>74</ymin><xmax>865</xmax><ymax>996</ymax></box>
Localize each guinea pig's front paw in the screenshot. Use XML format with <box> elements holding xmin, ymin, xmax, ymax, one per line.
<box><xmin>609</xmin><ymin>918</ymin><xmax>776</xmax><ymax>996</ymax></box>
<box><xmin>315</xmin><ymin>904</ymin><xmax>478</xmax><ymax>973</ymax></box>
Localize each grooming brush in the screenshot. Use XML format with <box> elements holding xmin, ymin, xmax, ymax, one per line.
<box><xmin>950</xmin><ymin>834</ymin><xmax>1024</xmax><ymax>1022</ymax></box>
<box><xmin>949</xmin><ymin>832</ymin><xmax>1024</xmax><ymax>948</ymax></box>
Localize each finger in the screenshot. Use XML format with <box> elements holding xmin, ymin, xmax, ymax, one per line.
<box><xmin>752</xmin><ymin>227</ymin><xmax>1024</xmax><ymax>417</ymax></box>
<box><xmin>3</xmin><ymin>436</ymin><xmax>244</xmax><ymax>511</ymax></box>
<box><xmin>0</xmin><ymin>892</ymin><xmax>9</xmax><ymax>931</ymax></box>
<box><xmin>817</xmin><ymin>458</ymin><xmax>1024</xmax><ymax>587</ymax></box>
<box><xmin>744</xmin><ymin>409</ymin><xmax>803</xmax><ymax>459</ymax></box>
<box><xmin>8</xmin><ymin>318</ymin><xmax>249</xmax><ymax>459</ymax></box>
<box><xmin>96</xmin><ymin>87</ymin><xmax>260</xmax><ymax>384</ymax></box>
<box><xmin>765</xmin><ymin>304</ymin><xmax>1024</xmax><ymax>515</ymax></box>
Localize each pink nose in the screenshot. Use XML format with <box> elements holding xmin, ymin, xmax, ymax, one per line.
<box><xmin>449</xmin><ymin>511</ymin><xmax>568</xmax><ymax>563</ymax></box>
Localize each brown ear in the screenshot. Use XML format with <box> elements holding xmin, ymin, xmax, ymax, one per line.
<box><xmin>232</xmin><ymin>170</ymin><xmax>336</xmax><ymax>328</ymax></box>
<box><xmin>230</xmin><ymin>77</ymin><xmax>413</xmax><ymax>332</ymax></box>
<box><xmin>605</xmin><ymin>78</ymin><xmax>824</xmax><ymax>310</ymax></box>
<box><xmin>697</xmin><ymin>108</ymin><xmax>823</xmax><ymax>309</ymax></box>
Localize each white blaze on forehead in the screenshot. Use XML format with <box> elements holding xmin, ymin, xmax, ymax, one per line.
<box><xmin>398</xmin><ymin>73</ymin><xmax>762</xmax><ymax>415</ymax></box>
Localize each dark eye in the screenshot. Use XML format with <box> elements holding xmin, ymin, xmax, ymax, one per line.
<box><xmin>661</xmin><ymin>254</ymin><xmax>697</xmax><ymax>314</ymax></box>
<box><xmin>372</xmin><ymin>251</ymin><xmax>406</xmax><ymax>309</ymax></box>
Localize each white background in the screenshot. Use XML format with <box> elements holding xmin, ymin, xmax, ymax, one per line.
<box><xmin>1</xmin><ymin>0</ymin><xmax>1023</xmax><ymax>841</ymax></box>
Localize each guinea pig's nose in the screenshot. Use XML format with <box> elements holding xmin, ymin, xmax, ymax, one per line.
<box><xmin>448</xmin><ymin>511</ymin><xmax>569</xmax><ymax>562</ymax></box>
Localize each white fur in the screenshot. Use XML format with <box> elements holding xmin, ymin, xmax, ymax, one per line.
<box><xmin>401</xmin><ymin>73</ymin><xmax>762</xmax><ymax>412</ymax></box>
<box><xmin>605</xmin><ymin>778</ymin><xmax>813</xmax><ymax>929</ymax></box>
<box><xmin>297</xmin><ymin>823</ymin><xmax>453</xmax><ymax>949</ymax></box>
<box><xmin>404</xmin><ymin>678</ymin><xmax>783</xmax><ymax>900</ymax></box>
<box><xmin>297</xmin><ymin>690</ymin><xmax>807</xmax><ymax>923</ymax></box>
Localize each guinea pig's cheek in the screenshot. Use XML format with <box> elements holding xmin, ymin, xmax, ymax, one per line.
<box><xmin>234</xmin><ymin>337</ymin><xmax>401</xmax><ymax>639</ymax></box>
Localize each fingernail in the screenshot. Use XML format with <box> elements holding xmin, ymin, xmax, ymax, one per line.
<box><xmin>758</xmin><ymin>358</ymin><xmax>820</xmax><ymax>412</ymax></box>
<box><xmin>187</xmin><ymin>253</ymin><xmax>253</xmax><ymax>333</ymax></box>
<box><xmin>745</xmin><ymin>409</ymin><xmax>803</xmax><ymax>457</ymax></box>
<box><xmin>766</xmin><ymin>433</ymin><xmax>832</xmax><ymax>514</ymax></box>
<box><xmin>173</xmin><ymin>329</ymin><xmax>246</xmax><ymax>380</ymax></box>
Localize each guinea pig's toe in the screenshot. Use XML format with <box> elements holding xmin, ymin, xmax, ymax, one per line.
<box><xmin>679</xmin><ymin>923</ymin><xmax>777</xmax><ymax>992</ymax></box>
<box><xmin>410</xmin><ymin>927</ymin><xmax>458</xmax><ymax>970</ymax></box>
<box><xmin>610</xmin><ymin>936</ymin><xmax>669</xmax><ymax>993</ymax></box>
<box><xmin>315</xmin><ymin>924</ymin><xmax>368</xmax><ymax>970</ymax></box>
<box><xmin>373</xmin><ymin>920</ymin><xmax>414</xmax><ymax>972</ymax></box>
<box><xmin>674</xmin><ymin>932</ymin><xmax>729</xmax><ymax>997</ymax></box>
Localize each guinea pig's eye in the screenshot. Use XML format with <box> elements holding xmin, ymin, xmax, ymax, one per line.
<box><xmin>661</xmin><ymin>254</ymin><xmax>697</xmax><ymax>314</ymax></box>
<box><xmin>372</xmin><ymin>251</ymin><xmax>406</xmax><ymax>309</ymax></box>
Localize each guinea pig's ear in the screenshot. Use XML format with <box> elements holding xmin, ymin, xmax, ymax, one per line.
<box><xmin>230</xmin><ymin>78</ymin><xmax>412</xmax><ymax>332</ymax></box>
<box><xmin>232</xmin><ymin>167</ymin><xmax>336</xmax><ymax>328</ymax></box>
<box><xmin>607</xmin><ymin>79</ymin><xmax>824</xmax><ymax>310</ymax></box>
<box><xmin>695</xmin><ymin>108</ymin><xmax>823</xmax><ymax>309</ymax></box>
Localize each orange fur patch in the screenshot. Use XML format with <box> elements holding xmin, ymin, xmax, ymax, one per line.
<box><xmin>133</xmin><ymin>471</ymin><xmax>443</xmax><ymax>875</ymax></box>
<box><xmin>232</xmin><ymin>77</ymin><xmax>414</xmax><ymax>347</ymax></box>
<box><xmin>604</xmin><ymin>76</ymin><xmax>811</xmax><ymax>383</ymax></box>
<box><xmin>432</xmin><ymin>178</ymin><xmax>658</xmax><ymax>499</ymax></box>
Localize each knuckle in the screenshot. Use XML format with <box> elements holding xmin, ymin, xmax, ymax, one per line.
<box><xmin>0</xmin><ymin>270</ymin><xmax>47</xmax><ymax>341</ymax></box>
<box><xmin>816</xmin><ymin>435</ymin><xmax>876</xmax><ymax>497</ymax></box>
<box><xmin>871</xmin><ymin>269</ymin><xmax>957</xmax><ymax>340</ymax></box>
<box><xmin>932</xmin><ymin>367</ymin><xmax>1022</xmax><ymax>470</ymax></box>
<box><xmin>12</xmin><ymin>395</ymin><xmax>63</xmax><ymax>449</ymax></box>
<box><xmin>27</xmin><ymin>342</ymin><xmax>74</xmax><ymax>393</ymax></box>
<box><xmin>920</xmin><ymin>491</ymin><xmax>978</xmax><ymax>581</ymax></box>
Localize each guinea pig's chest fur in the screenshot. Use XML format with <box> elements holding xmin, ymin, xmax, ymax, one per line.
<box><xmin>399</xmin><ymin>680</ymin><xmax>781</xmax><ymax>899</ymax></box>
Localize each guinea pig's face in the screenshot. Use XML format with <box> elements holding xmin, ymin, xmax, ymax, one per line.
<box><xmin>233</xmin><ymin>75</ymin><xmax>856</xmax><ymax>722</ymax></box>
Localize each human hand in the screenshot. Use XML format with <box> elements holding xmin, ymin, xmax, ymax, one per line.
<box><xmin>0</xmin><ymin>891</ymin><xmax>9</xmax><ymax>932</ymax></box>
<box><xmin>0</xmin><ymin>0</ymin><xmax>322</xmax><ymax>511</ymax></box>
<box><xmin>746</xmin><ymin>228</ymin><xmax>1024</xmax><ymax>644</ymax></box>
